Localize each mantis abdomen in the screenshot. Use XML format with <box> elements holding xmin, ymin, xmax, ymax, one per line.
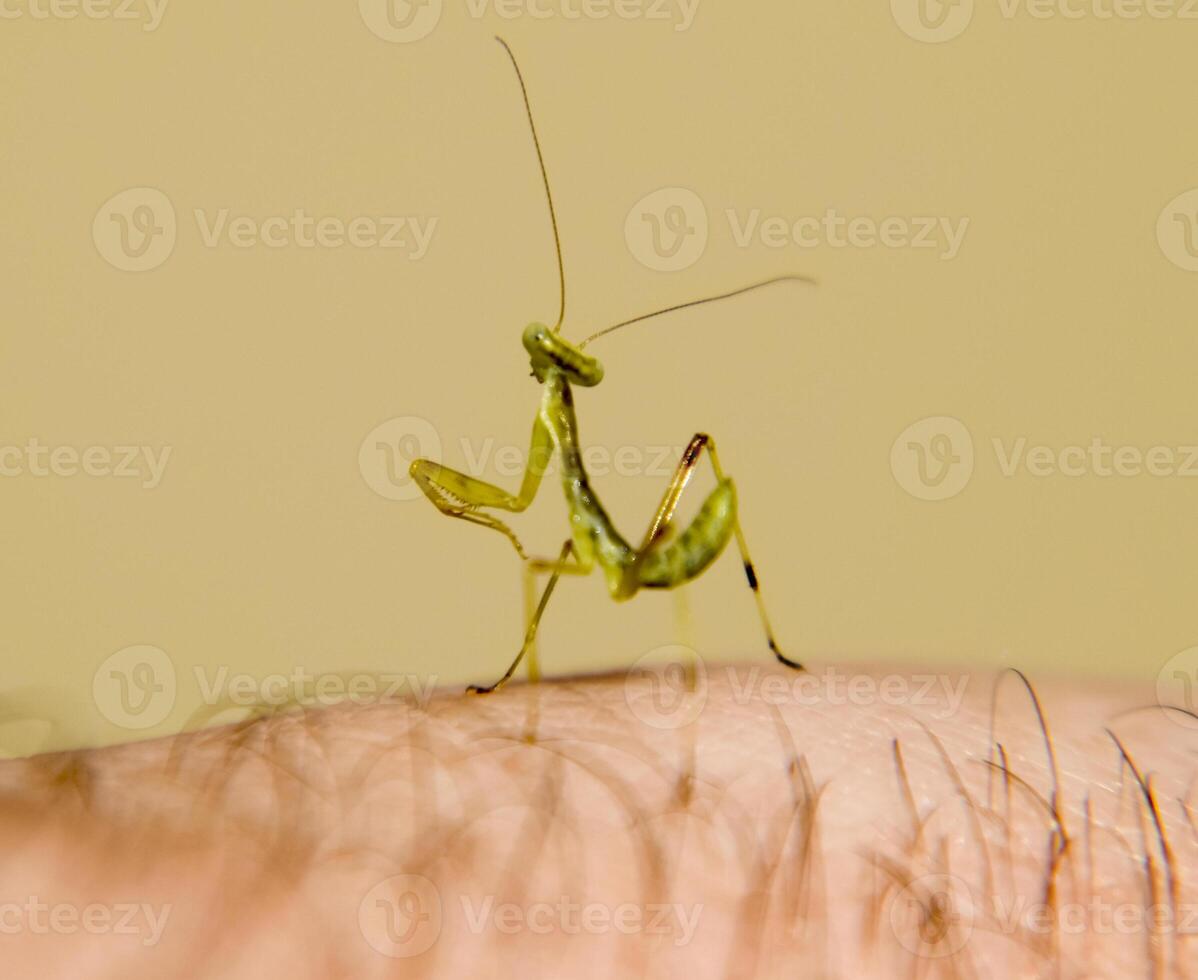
<box><xmin>637</xmin><ymin>479</ymin><xmax>737</xmax><ymax>590</ymax></box>
<box><xmin>542</xmin><ymin>371</ymin><xmax>736</xmax><ymax>601</ymax></box>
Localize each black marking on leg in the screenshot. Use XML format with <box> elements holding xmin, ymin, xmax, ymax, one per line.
<box><xmin>682</xmin><ymin>436</ymin><xmax>707</xmax><ymax>468</ymax></box>
<box><xmin>744</xmin><ymin>561</ymin><xmax>759</xmax><ymax>591</ymax></box>
<box><xmin>769</xmin><ymin>638</ymin><xmax>804</xmax><ymax>672</ymax></box>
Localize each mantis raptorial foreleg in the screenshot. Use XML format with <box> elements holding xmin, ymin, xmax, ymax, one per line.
<box><xmin>410</xmin><ymin>415</ymin><xmax>588</xmax><ymax>681</ymax></box>
<box><xmin>409</xmin><ymin>416</ymin><xmax>555</xmax><ymax>560</ymax></box>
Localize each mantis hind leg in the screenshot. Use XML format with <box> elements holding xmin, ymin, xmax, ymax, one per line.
<box><xmin>637</xmin><ymin>433</ymin><xmax>803</xmax><ymax>672</ymax></box>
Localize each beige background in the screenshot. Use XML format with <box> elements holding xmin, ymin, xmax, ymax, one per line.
<box><xmin>1</xmin><ymin>0</ymin><xmax>1196</xmax><ymax>751</ymax></box>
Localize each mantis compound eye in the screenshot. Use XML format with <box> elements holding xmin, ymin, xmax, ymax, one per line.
<box><xmin>522</xmin><ymin>322</ymin><xmax>604</xmax><ymax>387</ymax></box>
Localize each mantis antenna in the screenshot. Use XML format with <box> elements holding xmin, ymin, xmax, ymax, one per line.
<box><xmin>495</xmin><ymin>36</ymin><xmax>567</xmax><ymax>334</ymax></box>
<box><xmin>578</xmin><ymin>273</ymin><xmax>817</xmax><ymax>348</ymax></box>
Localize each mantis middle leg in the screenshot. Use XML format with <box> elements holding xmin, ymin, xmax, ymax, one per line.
<box><xmin>467</xmin><ymin>538</ymin><xmax>592</xmax><ymax>694</ymax></box>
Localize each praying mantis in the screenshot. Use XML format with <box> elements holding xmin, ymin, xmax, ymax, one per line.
<box><xmin>410</xmin><ymin>38</ymin><xmax>813</xmax><ymax>694</ymax></box>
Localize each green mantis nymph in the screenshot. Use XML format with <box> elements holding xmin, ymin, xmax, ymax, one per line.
<box><xmin>411</xmin><ymin>38</ymin><xmax>813</xmax><ymax>694</ymax></box>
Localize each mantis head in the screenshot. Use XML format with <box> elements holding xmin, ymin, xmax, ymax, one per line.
<box><xmin>523</xmin><ymin>322</ymin><xmax>605</xmax><ymax>387</ymax></box>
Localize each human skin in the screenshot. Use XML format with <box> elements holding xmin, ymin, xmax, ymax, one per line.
<box><xmin>0</xmin><ymin>662</ymin><xmax>1194</xmax><ymax>978</ymax></box>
